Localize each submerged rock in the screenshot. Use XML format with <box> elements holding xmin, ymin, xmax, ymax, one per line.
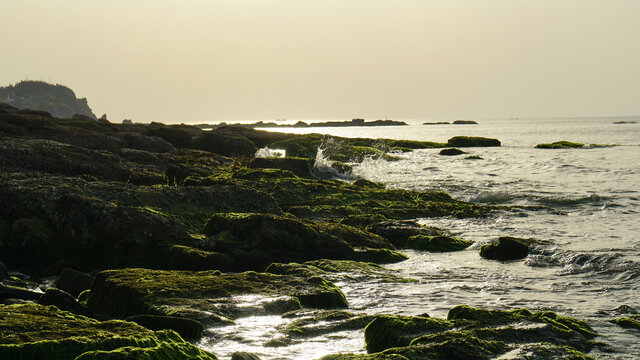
<box><xmin>535</xmin><ymin>141</ymin><xmax>584</xmax><ymax>149</ymax></box>
<box><xmin>479</xmin><ymin>236</ymin><xmax>532</xmax><ymax>261</ymax></box>
<box><xmin>610</xmin><ymin>315</ymin><xmax>640</xmax><ymax>331</ymax></box>
<box><xmin>0</xmin><ymin>303</ymin><xmax>218</xmax><ymax>360</ymax></box>
<box><xmin>126</xmin><ymin>314</ymin><xmax>204</xmax><ymax>340</ymax></box>
<box><xmin>439</xmin><ymin>148</ymin><xmax>466</xmax><ymax>156</ymax></box>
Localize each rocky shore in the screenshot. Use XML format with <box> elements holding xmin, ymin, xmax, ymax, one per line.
<box><xmin>0</xmin><ymin>103</ymin><xmax>629</xmax><ymax>359</ymax></box>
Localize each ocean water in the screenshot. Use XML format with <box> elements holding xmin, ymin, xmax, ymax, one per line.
<box><xmin>202</xmin><ymin>118</ymin><xmax>640</xmax><ymax>359</ymax></box>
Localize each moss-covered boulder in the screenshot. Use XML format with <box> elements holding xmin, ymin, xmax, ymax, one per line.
<box><xmin>404</xmin><ymin>235</ymin><xmax>473</xmax><ymax>252</ymax></box>
<box><xmin>193</xmin><ymin>132</ymin><xmax>257</xmax><ymax>157</ymax></box>
<box><xmin>266</xmin><ymin>259</ymin><xmax>413</xmax><ymax>284</ymax></box>
<box><xmin>610</xmin><ymin>315</ymin><xmax>640</xmax><ymax>331</ymax></box>
<box><xmin>446</xmin><ymin>136</ymin><xmax>501</xmax><ymax>147</ymax></box>
<box><xmin>535</xmin><ymin>141</ymin><xmax>584</xmax><ymax>149</ymax></box>
<box><xmin>0</xmin><ymin>303</ymin><xmax>218</xmax><ymax>360</ymax></box>
<box><xmin>249</xmin><ymin>157</ymin><xmax>314</xmax><ymax>177</ymax></box>
<box><xmin>479</xmin><ymin>236</ymin><xmax>533</xmax><ymax>261</ymax></box>
<box><xmin>439</xmin><ymin>148</ymin><xmax>466</xmax><ymax>156</ymax></box>
<box><xmin>203</xmin><ymin>213</ymin><xmax>399</xmax><ymax>270</ymax></box>
<box><xmin>346</xmin><ymin>305</ymin><xmax>597</xmax><ymax>359</ymax></box>
<box><xmin>125</xmin><ymin>315</ymin><xmax>204</xmax><ymax>340</ymax></box>
<box><xmin>86</xmin><ymin>268</ymin><xmax>348</xmax><ymax>325</ymax></box>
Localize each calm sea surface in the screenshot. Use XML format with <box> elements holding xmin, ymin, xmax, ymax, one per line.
<box><xmin>201</xmin><ymin>118</ymin><xmax>640</xmax><ymax>359</ymax></box>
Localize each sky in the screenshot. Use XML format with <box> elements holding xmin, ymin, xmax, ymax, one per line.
<box><xmin>2</xmin><ymin>0</ymin><xmax>640</xmax><ymax>123</ymax></box>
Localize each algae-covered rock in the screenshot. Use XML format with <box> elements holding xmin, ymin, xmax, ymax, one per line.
<box><xmin>439</xmin><ymin>148</ymin><xmax>466</xmax><ymax>156</ymax></box>
<box><xmin>86</xmin><ymin>268</ymin><xmax>348</xmax><ymax>325</ymax></box>
<box><xmin>610</xmin><ymin>315</ymin><xmax>640</xmax><ymax>331</ymax></box>
<box><xmin>267</xmin><ymin>259</ymin><xmax>413</xmax><ymax>284</ymax></box>
<box><xmin>355</xmin><ymin>305</ymin><xmax>597</xmax><ymax>359</ymax></box>
<box><xmin>231</xmin><ymin>352</ymin><xmax>262</xmax><ymax>360</ymax></box>
<box><xmin>38</xmin><ymin>288</ymin><xmax>94</xmax><ymax>318</ymax></box>
<box><xmin>194</xmin><ymin>132</ymin><xmax>257</xmax><ymax>157</ymax></box>
<box><xmin>126</xmin><ymin>315</ymin><xmax>204</xmax><ymax>340</ymax></box>
<box><xmin>447</xmin><ymin>136</ymin><xmax>501</xmax><ymax>147</ymax></box>
<box><xmin>0</xmin><ymin>303</ymin><xmax>218</xmax><ymax>360</ymax></box>
<box><xmin>479</xmin><ymin>236</ymin><xmax>532</xmax><ymax>261</ymax></box>
<box><xmin>535</xmin><ymin>141</ymin><xmax>584</xmax><ymax>149</ymax></box>
<box><xmin>203</xmin><ymin>213</ymin><xmax>398</xmax><ymax>270</ymax></box>
<box><xmin>55</xmin><ymin>268</ymin><xmax>94</xmax><ymax>298</ymax></box>
<box><xmin>250</xmin><ymin>157</ymin><xmax>314</xmax><ymax>178</ymax></box>
<box><xmin>404</xmin><ymin>235</ymin><xmax>473</xmax><ymax>252</ymax></box>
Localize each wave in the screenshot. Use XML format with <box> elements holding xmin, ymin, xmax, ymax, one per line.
<box><xmin>526</xmin><ymin>249</ymin><xmax>640</xmax><ymax>279</ymax></box>
<box><xmin>467</xmin><ymin>190</ymin><xmax>609</xmax><ymax>207</ymax></box>
<box><xmin>255</xmin><ymin>147</ymin><xmax>286</xmax><ymax>158</ymax></box>
<box><xmin>310</xmin><ymin>146</ymin><xmax>358</xmax><ymax>181</ymax></box>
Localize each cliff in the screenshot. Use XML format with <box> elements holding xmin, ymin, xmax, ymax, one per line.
<box><xmin>0</xmin><ymin>80</ymin><xmax>97</xmax><ymax>120</ymax></box>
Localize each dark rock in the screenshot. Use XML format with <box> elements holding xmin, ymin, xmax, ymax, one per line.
<box><xmin>535</xmin><ymin>141</ymin><xmax>584</xmax><ymax>149</ymax></box>
<box><xmin>0</xmin><ymin>262</ymin><xmax>7</xmax><ymax>280</ymax></box>
<box><xmin>479</xmin><ymin>236</ymin><xmax>531</xmax><ymax>261</ymax></box>
<box><xmin>123</xmin><ymin>133</ymin><xmax>176</xmax><ymax>153</ymax></box>
<box><xmin>38</xmin><ymin>288</ymin><xmax>95</xmax><ymax>318</ymax></box>
<box><xmin>231</xmin><ymin>352</ymin><xmax>262</xmax><ymax>360</ymax></box>
<box><xmin>55</xmin><ymin>268</ymin><xmax>94</xmax><ymax>298</ymax></box>
<box><xmin>423</xmin><ymin>121</ymin><xmax>450</xmax><ymax>125</ymax></box>
<box><xmin>249</xmin><ymin>157</ymin><xmax>314</xmax><ymax>178</ymax></box>
<box><xmin>194</xmin><ymin>131</ymin><xmax>258</xmax><ymax>157</ymax></box>
<box><xmin>367</xmin><ymin>220</ymin><xmax>445</xmax><ymax>248</ymax></box>
<box><xmin>404</xmin><ymin>235</ymin><xmax>473</xmax><ymax>252</ymax></box>
<box><xmin>166</xmin><ymin>245</ymin><xmax>233</xmax><ymax>271</ymax></box>
<box><xmin>447</xmin><ymin>136</ymin><xmax>501</xmax><ymax>147</ymax></box>
<box><xmin>126</xmin><ymin>315</ymin><xmax>204</xmax><ymax>340</ymax></box>
<box><xmin>3</xmin><ymin>298</ymin><xmax>34</xmax><ymax>305</ymax></box>
<box><xmin>145</xmin><ymin>126</ymin><xmax>195</xmax><ymax>149</ymax></box>
<box><xmin>0</xmin><ymin>81</ymin><xmax>97</xmax><ymax>119</ymax></box>
<box><xmin>0</xmin><ymin>284</ymin><xmax>42</xmax><ymax>301</ymax></box>
<box><xmin>465</xmin><ymin>155</ymin><xmax>484</xmax><ymax>160</ymax></box>
<box><xmin>452</xmin><ymin>120</ymin><xmax>478</xmax><ymax>124</ymax></box>
<box><xmin>439</xmin><ymin>148</ymin><xmax>466</xmax><ymax>156</ymax></box>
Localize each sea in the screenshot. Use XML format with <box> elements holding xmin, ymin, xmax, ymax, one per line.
<box><xmin>199</xmin><ymin>117</ymin><xmax>640</xmax><ymax>359</ymax></box>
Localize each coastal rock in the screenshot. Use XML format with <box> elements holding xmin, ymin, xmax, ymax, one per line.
<box><xmin>231</xmin><ymin>352</ymin><xmax>262</xmax><ymax>360</ymax></box>
<box><xmin>610</xmin><ymin>315</ymin><xmax>640</xmax><ymax>331</ymax></box>
<box><xmin>203</xmin><ymin>212</ymin><xmax>399</xmax><ymax>270</ymax></box>
<box><xmin>194</xmin><ymin>132</ymin><xmax>257</xmax><ymax>157</ymax></box>
<box><xmin>55</xmin><ymin>268</ymin><xmax>94</xmax><ymax>298</ymax></box>
<box><xmin>37</xmin><ymin>288</ymin><xmax>94</xmax><ymax>318</ymax></box>
<box><xmin>535</xmin><ymin>141</ymin><xmax>584</xmax><ymax>149</ymax></box>
<box><xmin>0</xmin><ymin>284</ymin><xmax>42</xmax><ymax>302</ymax></box>
<box><xmin>452</xmin><ymin>120</ymin><xmax>478</xmax><ymax>124</ymax></box>
<box><xmin>404</xmin><ymin>235</ymin><xmax>473</xmax><ymax>252</ymax></box>
<box><xmin>446</xmin><ymin>136</ymin><xmax>501</xmax><ymax>147</ymax></box>
<box><xmin>0</xmin><ymin>81</ymin><xmax>97</xmax><ymax>119</ymax></box>
<box><xmin>0</xmin><ymin>262</ymin><xmax>7</xmax><ymax>280</ymax></box>
<box><xmin>439</xmin><ymin>148</ymin><xmax>466</xmax><ymax>156</ymax></box>
<box><xmin>86</xmin><ymin>268</ymin><xmax>348</xmax><ymax>325</ymax></box>
<box><xmin>126</xmin><ymin>314</ymin><xmax>204</xmax><ymax>340</ymax></box>
<box><xmin>266</xmin><ymin>259</ymin><xmax>413</xmax><ymax>284</ymax></box>
<box><xmin>0</xmin><ymin>303</ymin><xmax>218</xmax><ymax>360</ymax></box>
<box><xmin>145</xmin><ymin>125</ymin><xmax>195</xmax><ymax>148</ymax></box>
<box><xmin>328</xmin><ymin>305</ymin><xmax>597</xmax><ymax>359</ymax></box>
<box><xmin>249</xmin><ymin>157</ymin><xmax>314</xmax><ymax>178</ymax></box>
<box><xmin>479</xmin><ymin>236</ymin><xmax>532</xmax><ymax>261</ymax></box>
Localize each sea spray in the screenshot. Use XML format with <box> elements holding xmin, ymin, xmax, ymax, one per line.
<box><xmin>255</xmin><ymin>147</ymin><xmax>286</xmax><ymax>158</ymax></box>
<box><xmin>310</xmin><ymin>143</ymin><xmax>358</xmax><ymax>181</ymax></box>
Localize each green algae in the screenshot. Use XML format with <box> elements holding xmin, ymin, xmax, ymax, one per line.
<box><xmin>0</xmin><ymin>304</ymin><xmax>217</xmax><ymax>360</ymax></box>
<box><xmin>266</xmin><ymin>259</ymin><xmax>414</xmax><ymax>283</ymax></box>
<box><xmin>535</xmin><ymin>141</ymin><xmax>585</xmax><ymax>149</ymax></box>
<box><xmin>86</xmin><ymin>268</ymin><xmax>348</xmax><ymax>324</ymax></box>
<box><xmin>364</xmin><ymin>315</ymin><xmax>452</xmax><ymax>353</ymax></box>
<box><xmin>610</xmin><ymin>315</ymin><xmax>640</xmax><ymax>332</ymax></box>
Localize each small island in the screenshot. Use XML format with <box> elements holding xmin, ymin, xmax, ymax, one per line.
<box><xmin>196</xmin><ymin>118</ymin><xmax>408</xmax><ymax>129</ymax></box>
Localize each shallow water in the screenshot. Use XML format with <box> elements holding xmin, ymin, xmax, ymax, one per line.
<box><xmin>205</xmin><ymin>118</ymin><xmax>640</xmax><ymax>359</ymax></box>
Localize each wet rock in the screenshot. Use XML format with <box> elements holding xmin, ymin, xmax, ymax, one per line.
<box><xmin>465</xmin><ymin>155</ymin><xmax>484</xmax><ymax>160</ymax></box>
<box><xmin>38</xmin><ymin>288</ymin><xmax>94</xmax><ymax>318</ymax></box>
<box><xmin>267</xmin><ymin>259</ymin><xmax>414</xmax><ymax>284</ymax></box>
<box><xmin>479</xmin><ymin>236</ymin><xmax>531</xmax><ymax>261</ymax></box>
<box><xmin>404</xmin><ymin>235</ymin><xmax>473</xmax><ymax>252</ymax></box>
<box><xmin>231</xmin><ymin>352</ymin><xmax>262</xmax><ymax>360</ymax></box>
<box><xmin>249</xmin><ymin>157</ymin><xmax>314</xmax><ymax>178</ymax></box>
<box><xmin>126</xmin><ymin>315</ymin><xmax>204</xmax><ymax>340</ymax></box>
<box><xmin>344</xmin><ymin>305</ymin><xmax>597</xmax><ymax>359</ymax></box>
<box><xmin>145</xmin><ymin>125</ymin><xmax>195</xmax><ymax>149</ymax></box>
<box><xmin>194</xmin><ymin>131</ymin><xmax>258</xmax><ymax>157</ymax></box>
<box><xmin>452</xmin><ymin>120</ymin><xmax>478</xmax><ymax>124</ymax></box>
<box><xmin>439</xmin><ymin>148</ymin><xmax>466</xmax><ymax>156</ymax></box>
<box><xmin>55</xmin><ymin>268</ymin><xmax>94</xmax><ymax>298</ymax></box>
<box><xmin>0</xmin><ymin>303</ymin><xmax>218</xmax><ymax>360</ymax></box>
<box><xmin>0</xmin><ymin>262</ymin><xmax>7</xmax><ymax>280</ymax></box>
<box><xmin>367</xmin><ymin>220</ymin><xmax>446</xmax><ymax>248</ymax></box>
<box><xmin>447</xmin><ymin>136</ymin><xmax>501</xmax><ymax>147</ymax></box>
<box><xmin>535</xmin><ymin>141</ymin><xmax>584</xmax><ymax>149</ymax></box>
<box><xmin>0</xmin><ymin>284</ymin><xmax>42</xmax><ymax>301</ymax></box>
<box><xmin>86</xmin><ymin>268</ymin><xmax>348</xmax><ymax>325</ymax></box>
<box><xmin>610</xmin><ymin>315</ymin><xmax>640</xmax><ymax>331</ymax></box>
<box><xmin>203</xmin><ymin>213</ymin><xmax>399</xmax><ymax>270</ymax></box>
<box><xmin>166</xmin><ymin>245</ymin><xmax>233</xmax><ymax>271</ymax></box>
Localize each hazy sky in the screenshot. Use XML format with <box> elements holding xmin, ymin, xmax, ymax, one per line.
<box><xmin>2</xmin><ymin>0</ymin><xmax>640</xmax><ymax>123</ymax></box>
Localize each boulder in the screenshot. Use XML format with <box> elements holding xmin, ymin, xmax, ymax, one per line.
<box><xmin>38</xmin><ymin>288</ymin><xmax>94</xmax><ymax>318</ymax></box>
<box><xmin>194</xmin><ymin>132</ymin><xmax>257</xmax><ymax>157</ymax></box>
<box><xmin>126</xmin><ymin>315</ymin><xmax>204</xmax><ymax>340</ymax></box>
<box><xmin>479</xmin><ymin>236</ymin><xmax>531</xmax><ymax>261</ymax></box>
<box><xmin>439</xmin><ymin>148</ymin><xmax>466</xmax><ymax>156</ymax></box>
<box><xmin>366</xmin><ymin>220</ymin><xmax>446</xmax><ymax>248</ymax></box>
<box><xmin>249</xmin><ymin>157</ymin><xmax>314</xmax><ymax>178</ymax></box>
<box><xmin>446</xmin><ymin>136</ymin><xmax>501</xmax><ymax>147</ymax></box>
<box><xmin>0</xmin><ymin>262</ymin><xmax>7</xmax><ymax>280</ymax></box>
<box><xmin>55</xmin><ymin>268</ymin><xmax>94</xmax><ymax>298</ymax></box>
<box><xmin>404</xmin><ymin>235</ymin><xmax>473</xmax><ymax>252</ymax></box>
<box><xmin>0</xmin><ymin>284</ymin><xmax>42</xmax><ymax>302</ymax></box>
<box><xmin>231</xmin><ymin>352</ymin><xmax>262</xmax><ymax>360</ymax></box>
<box><xmin>535</xmin><ymin>141</ymin><xmax>584</xmax><ymax>149</ymax></box>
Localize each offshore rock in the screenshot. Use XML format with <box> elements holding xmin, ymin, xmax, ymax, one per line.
<box><xmin>447</xmin><ymin>136</ymin><xmax>501</xmax><ymax>147</ymax></box>
<box><xmin>535</xmin><ymin>141</ymin><xmax>585</xmax><ymax>149</ymax></box>
<box><xmin>439</xmin><ymin>148</ymin><xmax>466</xmax><ymax>156</ymax></box>
<box><xmin>479</xmin><ymin>236</ymin><xmax>532</xmax><ymax>261</ymax></box>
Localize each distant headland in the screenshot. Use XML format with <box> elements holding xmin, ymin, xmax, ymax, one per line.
<box><xmin>0</xmin><ymin>80</ymin><xmax>97</xmax><ymax>120</ymax></box>
<box><xmin>195</xmin><ymin>118</ymin><xmax>408</xmax><ymax>129</ymax></box>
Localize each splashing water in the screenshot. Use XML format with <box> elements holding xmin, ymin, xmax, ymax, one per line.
<box><xmin>255</xmin><ymin>147</ymin><xmax>286</xmax><ymax>158</ymax></box>
<box><xmin>310</xmin><ymin>144</ymin><xmax>358</xmax><ymax>181</ymax></box>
